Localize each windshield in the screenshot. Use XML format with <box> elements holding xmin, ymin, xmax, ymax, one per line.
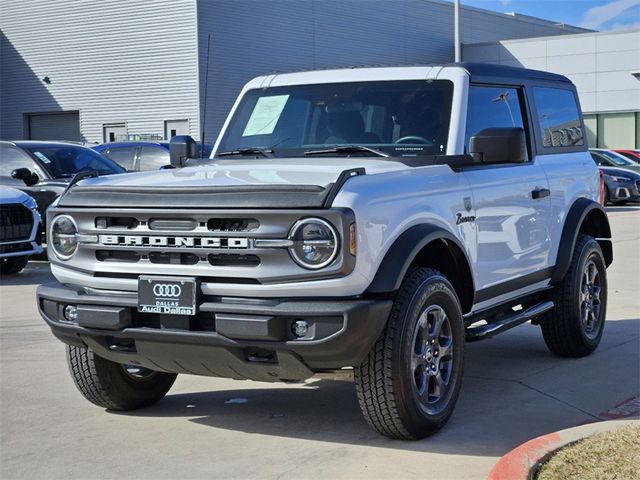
<box><xmin>594</xmin><ymin>150</ymin><xmax>635</xmax><ymax>166</ymax></box>
<box><xmin>23</xmin><ymin>145</ymin><xmax>125</xmax><ymax>178</ymax></box>
<box><xmin>216</xmin><ymin>80</ymin><xmax>453</xmax><ymax>158</ymax></box>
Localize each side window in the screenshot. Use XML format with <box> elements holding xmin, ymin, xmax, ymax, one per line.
<box><xmin>102</xmin><ymin>147</ymin><xmax>136</xmax><ymax>170</ymax></box>
<box><xmin>465</xmin><ymin>86</ymin><xmax>525</xmax><ymax>153</ymax></box>
<box><xmin>533</xmin><ymin>87</ymin><xmax>583</xmax><ymax>148</ymax></box>
<box><xmin>0</xmin><ymin>144</ymin><xmax>42</xmax><ymax>177</ymax></box>
<box><xmin>590</xmin><ymin>153</ymin><xmax>609</xmax><ymax>166</ymax></box>
<box><xmin>138</xmin><ymin>146</ymin><xmax>169</xmax><ymax>170</ymax></box>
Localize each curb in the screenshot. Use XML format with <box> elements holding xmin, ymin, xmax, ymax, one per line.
<box><xmin>487</xmin><ymin>418</ymin><xmax>639</xmax><ymax>480</ymax></box>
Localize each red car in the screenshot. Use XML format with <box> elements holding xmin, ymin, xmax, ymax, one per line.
<box><xmin>613</xmin><ymin>149</ymin><xmax>640</xmax><ymax>163</ymax></box>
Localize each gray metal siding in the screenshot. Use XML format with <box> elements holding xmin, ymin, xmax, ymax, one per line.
<box><xmin>1</xmin><ymin>0</ymin><xmax>199</xmax><ymax>143</ymax></box>
<box><xmin>1</xmin><ymin>0</ymin><xmax>586</xmax><ymax>144</ymax></box>
<box><xmin>196</xmin><ymin>0</ymin><xmax>587</xmax><ymax>142</ymax></box>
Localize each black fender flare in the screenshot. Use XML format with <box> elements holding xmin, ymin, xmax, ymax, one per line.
<box><xmin>365</xmin><ymin>224</ymin><xmax>475</xmax><ymax>298</ymax></box>
<box><xmin>551</xmin><ymin>197</ymin><xmax>612</xmax><ymax>284</ymax></box>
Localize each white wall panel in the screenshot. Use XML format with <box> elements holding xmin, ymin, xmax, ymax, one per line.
<box><xmin>502</xmin><ymin>40</ymin><xmax>547</xmax><ymax>59</ymax></box>
<box><xmin>464</xmin><ymin>29</ymin><xmax>640</xmax><ymax>114</ymax></box>
<box><xmin>546</xmin><ymin>54</ymin><xmax>596</xmax><ymax>75</ymax></box>
<box><xmin>596</xmin><ymin>50</ymin><xmax>640</xmax><ymax>72</ymax></box>
<box><xmin>596</xmin><ymin>30</ymin><xmax>640</xmax><ymax>52</ymax></box>
<box><xmin>545</xmin><ymin>35</ymin><xmax>595</xmax><ymax>56</ymax></box>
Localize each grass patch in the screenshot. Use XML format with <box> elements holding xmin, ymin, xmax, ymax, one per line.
<box><xmin>537</xmin><ymin>425</ymin><xmax>640</xmax><ymax>480</ymax></box>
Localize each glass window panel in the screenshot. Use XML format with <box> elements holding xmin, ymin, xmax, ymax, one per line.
<box><xmin>216</xmin><ymin>80</ymin><xmax>454</xmax><ymax>158</ymax></box>
<box><xmin>583</xmin><ymin>114</ymin><xmax>597</xmax><ymax>149</ymax></box>
<box><xmin>102</xmin><ymin>147</ymin><xmax>137</xmax><ymax>170</ymax></box>
<box><xmin>533</xmin><ymin>87</ymin><xmax>583</xmax><ymax>147</ymax></box>
<box><xmin>465</xmin><ymin>86</ymin><xmax>524</xmax><ymax>153</ymax></box>
<box><xmin>138</xmin><ymin>146</ymin><xmax>169</xmax><ymax>170</ymax></box>
<box><xmin>597</xmin><ymin>112</ymin><xmax>635</xmax><ymax>149</ymax></box>
<box><xmin>0</xmin><ymin>144</ymin><xmax>41</xmax><ymax>177</ymax></box>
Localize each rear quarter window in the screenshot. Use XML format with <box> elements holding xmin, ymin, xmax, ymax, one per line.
<box><xmin>533</xmin><ymin>87</ymin><xmax>584</xmax><ymax>148</ymax></box>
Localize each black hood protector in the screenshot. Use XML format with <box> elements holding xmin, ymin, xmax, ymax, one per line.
<box><xmin>57</xmin><ymin>168</ymin><xmax>365</xmax><ymax>209</ymax></box>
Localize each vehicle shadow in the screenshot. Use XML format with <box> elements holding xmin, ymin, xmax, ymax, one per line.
<box><xmin>117</xmin><ymin>318</ymin><xmax>640</xmax><ymax>457</ymax></box>
<box><xmin>0</xmin><ymin>261</ymin><xmax>54</xmax><ymax>286</ymax></box>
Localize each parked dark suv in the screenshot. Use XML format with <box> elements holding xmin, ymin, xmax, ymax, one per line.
<box><xmin>0</xmin><ymin>141</ymin><xmax>125</xmax><ymax>218</ymax></box>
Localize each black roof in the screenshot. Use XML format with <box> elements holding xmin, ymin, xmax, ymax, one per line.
<box><xmin>451</xmin><ymin>62</ymin><xmax>571</xmax><ymax>84</ymax></box>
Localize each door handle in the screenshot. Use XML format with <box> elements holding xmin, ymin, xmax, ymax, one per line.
<box><xmin>531</xmin><ymin>188</ymin><xmax>550</xmax><ymax>199</ymax></box>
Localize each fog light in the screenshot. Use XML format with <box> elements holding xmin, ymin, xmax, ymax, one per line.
<box><xmin>64</xmin><ymin>305</ymin><xmax>78</xmax><ymax>322</ymax></box>
<box><xmin>292</xmin><ymin>319</ymin><xmax>309</xmax><ymax>338</ymax></box>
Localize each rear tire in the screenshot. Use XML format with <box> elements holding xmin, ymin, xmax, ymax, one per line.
<box><xmin>0</xmin><ymin>256</ymin><xmax>29</xmax><ymax>275</ymax></box>
<box><xmin>541</xmin><ymin>234</ymin><xmax>607</xmax><ymax>357</ymax></box>
<box><xmin>354</xmin><ymin>268</ymin><xmax>464</xmax><ymax>440</ymax></box>
<box><xmin>66</xmin><ymin>346</ymin><xmax>177</xmax><ymax>410</ymax></box>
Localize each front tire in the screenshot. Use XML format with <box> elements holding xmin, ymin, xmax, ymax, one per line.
<box><xmin>354</xmin><ymin>268</ymin><xmax>464</xmax><ymax>440</ymax></box>
<box><xmin>541</xmin><ymin>234</ymin><xmax>607</xmax><ymax>357</ymax></box>
<box><xmin>66</xmin><ymin>346</ymin><xmax>177</xmax><ymax>410</ymax></box>
<box><xmin>0</xmin><ymin>256</ymin><xmax>29</xmax><ymax>275</ymax></box>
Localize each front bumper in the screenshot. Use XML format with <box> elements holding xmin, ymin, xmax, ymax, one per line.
<box><xmin>0</xmin><ymin>240</ymin><xmax>43</xmax><ymax>258</ymax></box>
<box><xmin>610</xmin><ymin>182</ymin><xmax>640</xmax><ymax>203</ymax></box>
<box><xmin>37</xmin><ymin>282</ymin><xmax>392</xmax><ymax>382</ymax></box>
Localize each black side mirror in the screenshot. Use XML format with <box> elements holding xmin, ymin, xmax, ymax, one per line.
<box><xmin>11</xmin><ymin>168</ymin><xmax>39</xmax><ymax>186</ymax></box>
<box><xmin>169</xmin><ymin>135</ymin><xmax>197</xmax><ymax>168</ymax></box>
<box><xmin>469</xmin><ymin>127</ymin><xmax>527</xmax><ymax>164</ymax></box>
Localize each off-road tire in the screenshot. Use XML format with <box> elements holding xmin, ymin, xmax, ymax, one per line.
<box><xmin>0</xmin><ymin>256</ymin><xmax>29</xmax><ymax>275</ymax></box>
<box><xmin>354</xmin><ymin>268</ymin><xmax>464</xmax><ymax>440</ymax></box>
<box><xmin>66</xmin><ymin>346</ymin><xmax>177</xmax><ymax>410</ymax></box>
<box><xmin>541</xmin><ymin>234</ymin><xmax>607</xmax><ymax>357</ymax></box>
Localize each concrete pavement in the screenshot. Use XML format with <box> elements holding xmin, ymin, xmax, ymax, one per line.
<box><xmin>1</xmin><ymin>206</ymin><xmax>638</xmax><ymax>480</ymax></box>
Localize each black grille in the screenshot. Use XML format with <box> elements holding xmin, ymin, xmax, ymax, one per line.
<box><xmin>0</xmin><ymin>204</ymin><xmax>33</xmax><ymax>242</ymax></box>
<box><xmin>0</xmin><ymin>242</ymin><xmax>32</xmax><ymax>254</ymax></box>
<box><xmin>207</xmin><ymin>218</ymin><xmax>259</xmax><ymax>232</ymax></box>
<box><xmin>208</xmin><ymin>253</ymin><xmax>260</xmax><ymax>267</ymax></box>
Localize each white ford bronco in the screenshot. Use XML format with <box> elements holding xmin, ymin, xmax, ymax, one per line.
<box><xmin>38</xmin><ymin>63</ymin><xmax>612</xmax><ymax>440</ymax></box>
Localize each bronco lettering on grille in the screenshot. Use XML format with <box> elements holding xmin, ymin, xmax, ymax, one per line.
<box><xmin>98</xmin><ymin>235</ymin><xmax>249</xmax><ymax>249</ymax></box>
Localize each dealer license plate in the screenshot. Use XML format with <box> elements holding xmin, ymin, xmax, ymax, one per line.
<box><xmin>138</xmin><ymin>276</ymin><xmax>198</xmax><ymax>315</ymax></box>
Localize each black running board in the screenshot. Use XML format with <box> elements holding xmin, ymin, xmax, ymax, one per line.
<box><xmin>465</xmin><ymin>301</ymin><xmax>554</xmax><ymax>342</ymax></box>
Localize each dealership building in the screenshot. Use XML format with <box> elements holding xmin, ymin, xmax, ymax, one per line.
<box><xmin>4</xmin><ymin>0</ymin><xmax>627</xmax><ymax>147</ymax></box>
<box><xmin>464</xmin><ymin>29</ymin><xmax>640</xmax><ymax>149</ymax></box>
<box><xmin>1</xmin><ymin>0</ymin><xmax>588</xmax><ymax>144</ymax></box>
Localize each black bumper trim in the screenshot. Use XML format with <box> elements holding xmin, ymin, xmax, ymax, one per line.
<box><xmin>37</xmin><ymin>282</ymin><xmax>392</xmax><ymax>381</ymax></box>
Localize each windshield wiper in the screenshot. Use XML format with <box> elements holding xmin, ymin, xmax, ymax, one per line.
<box><xmin>303</xmin><ymin>145</ymin><xmax>389</xmax><ymax>158</ymax></box>
<box><xmin>216</xmin><ymin>147</ymin><xmax>274</xmax><ymax>158</ymax></box>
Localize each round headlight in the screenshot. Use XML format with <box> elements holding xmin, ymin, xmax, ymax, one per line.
<box><xmin>50</xmin><ymin>215</ymin><xmax>78</xmax><ymax>260</ymax></box>
<box><xmin>288</xmin><ymin>218</ymin><xmax>339</xmax><ymax>269</ymax></box>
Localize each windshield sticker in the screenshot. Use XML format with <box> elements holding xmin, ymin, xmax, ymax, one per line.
<box><xmin>33</xmin><ymin>151</ymin><xmax>51</xmax><ymax>163</ymax></box>
<box><xmin>242</xmin><ymin>95</ymin><xmax>290</xmax><ymax>136</ymax></box>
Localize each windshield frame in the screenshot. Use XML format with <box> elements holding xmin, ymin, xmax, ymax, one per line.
<box><xmin>215</xmin><ymin>79</ymin><xmax>454</xmax><ymax>159</ymax></box>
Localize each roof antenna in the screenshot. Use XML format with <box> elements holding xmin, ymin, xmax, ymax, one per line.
<box><xmin>201</xmin><ymin>33</ymin><xmax>212</xmax><ymax>160</ymax></box>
